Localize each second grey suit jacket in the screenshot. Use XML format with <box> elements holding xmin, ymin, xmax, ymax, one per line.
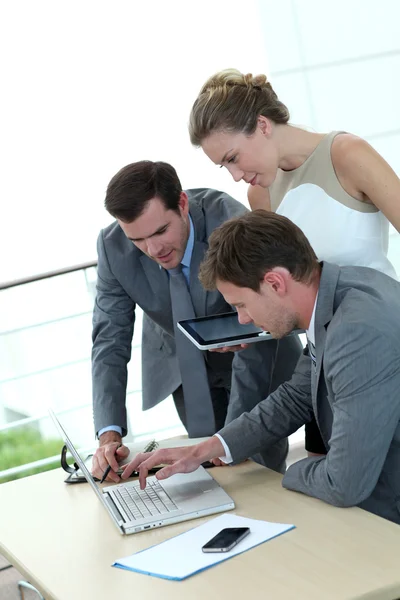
<box><xmin>219</xmin><ymin>262</ymin><xmax>400</xmax><ymax>524</ymax></box>
<box><xmin>92</xmin><ymin>189</ymin><xmax>302</xmax><ymax>474</ymax></box>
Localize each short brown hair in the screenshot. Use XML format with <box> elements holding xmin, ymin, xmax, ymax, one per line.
<box><xmin>189</xmin><ymin>68</ymin><xmax>289</xmax><ymax>146</ymax></box>
<box><xmin>199</xmin><ymin>210</ymin><xmax>319</xmax><ymax>291</ymax></box>
<box><xmin>105</xmin><ymin>160</ymin><xmax>182</xmax><ymax>222</ymax></box>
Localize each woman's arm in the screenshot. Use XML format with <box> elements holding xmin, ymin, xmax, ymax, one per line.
<box><xmin>247</xmin><ymin>184</ymin><xmax>271</xmax><ymax>211</ymax></box>
<box><xmin>331</xmin><ymin>133</ymin><xmax>400</xmax><ymax>232</ymax></box>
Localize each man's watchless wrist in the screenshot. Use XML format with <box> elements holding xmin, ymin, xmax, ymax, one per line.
<box><xmin>99</xmin><ymin>430</ymin><xmax>122</xmax><ymax>446</ymax></box>
<box><xmin>192</xmin><ymin>436</ymin><xmax>224</xmax><ymax>463</ymax></box>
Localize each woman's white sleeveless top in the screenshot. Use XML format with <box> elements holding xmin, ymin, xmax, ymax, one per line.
<box><xmin>269</xmin><ymin>131</ymin><xmax>397</xmax><ymax>279</ymax></box>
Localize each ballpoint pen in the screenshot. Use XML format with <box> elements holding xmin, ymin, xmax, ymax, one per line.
<box><xmin>143</xmin><ymin>439</ymin><xmax>158</xmax><ymax>453</ymax></box>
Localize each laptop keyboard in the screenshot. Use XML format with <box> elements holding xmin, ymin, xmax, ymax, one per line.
<box><xmin>114</xmin><ymin>479</ymin><xmax>179</xmax><ymax>521</ymax></box>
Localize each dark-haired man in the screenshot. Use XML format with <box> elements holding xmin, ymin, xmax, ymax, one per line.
<box><xmin>124</xmin><ymin>210</ymin><xmax>400</xmax><ymax>524</ymax></box>
<box><xmin>91</xmin><ymin>161</ymin><xmax>302</xmax><ymax>482</ymax></box>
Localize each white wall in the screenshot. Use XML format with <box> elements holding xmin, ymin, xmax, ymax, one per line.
<box><xmin>0</xmin><ymin>0</ymin><xmax>266</xmax><ymax>283</ymax></box>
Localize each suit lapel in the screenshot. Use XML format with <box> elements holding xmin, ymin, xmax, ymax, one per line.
<box><xmin>139</xmin><ymin>254</ymin><xmax>172</xmax><ymax>316</ymax></box>
<box><xmin>313</xmin><ymin>262</ymin><xmax>341</xmax><ymax>418</ymax></box>
<box><xmin>188</xmin><ymin>201</ymin><xmax>208</xmax><ymax>317</ymax></box>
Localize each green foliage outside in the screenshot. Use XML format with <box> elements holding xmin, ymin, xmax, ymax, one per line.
<box><xmin>0</xmin><ymin>427</ymin><xmax>63</xmax><ymax>483</ymax></box>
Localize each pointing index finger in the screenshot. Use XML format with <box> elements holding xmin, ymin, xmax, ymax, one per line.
<box><xmin>121</xmin><ymin>449</ymin><xmax>161</xmax><ymax>479</ymax></box>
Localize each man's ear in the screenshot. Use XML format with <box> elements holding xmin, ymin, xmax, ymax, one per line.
<box><xmin>263</xmin><ymin>268</ymin><xmax>288</xmax><ymax>295</ymax></box>
<box><xmin>178</xmin><ymin>191</ymin><xmax>189</xmax><ymax>216</ymax></box>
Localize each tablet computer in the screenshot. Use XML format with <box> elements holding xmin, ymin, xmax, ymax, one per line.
<box><xmin>177</xmin><ymin>311</ymin><xmax>274</xmax><ymax>350</ymax></box>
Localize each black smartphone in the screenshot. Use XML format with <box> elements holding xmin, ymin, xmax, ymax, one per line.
<box><xmin>201</xmin><ymin>527</ymin><xmax>250</xmax><ymax>553</ymax></box>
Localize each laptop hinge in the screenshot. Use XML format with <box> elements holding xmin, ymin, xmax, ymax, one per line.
<box><xmin>103</xmin><ymin>492</ymin><xmax>125</xmax><ymax>528</ymax></box>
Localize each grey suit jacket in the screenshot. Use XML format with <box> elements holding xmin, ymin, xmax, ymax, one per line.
<box><xmin>92</xmin><ymin>189</ymin><xmax>301</xmax><ymax>471</ymax></box>
<box><xmin>219</xmin><ymin>262</ymin><xmax>400</xmax><ymax>524</ymax></box>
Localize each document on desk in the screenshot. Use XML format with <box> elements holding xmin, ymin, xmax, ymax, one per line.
<box><xmin>112</xmin><ymin>513</ymin><xmax>295</xmax><ymax>580</ymax></box>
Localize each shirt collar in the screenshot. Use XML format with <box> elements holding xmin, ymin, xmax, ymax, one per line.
<box><xmin>181</xmin><ymin>214</ymin><xmax>194</xmax><ymax>269</ymax></box>
<box><xmin>306</xmin><ymin>292</ymin><xmax>318</xmax><ymax>345</ymax></box>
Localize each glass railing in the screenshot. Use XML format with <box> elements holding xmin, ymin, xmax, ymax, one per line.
<box><xmin>0</xmin><ymin>263</ymin><xmax>184</xmax><ymax>482</ymax></box>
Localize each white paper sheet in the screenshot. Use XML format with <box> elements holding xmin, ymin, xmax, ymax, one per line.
<box><xmin>113</xmin><ymin>513</ymin><xmax>295</xmax><ymax>580</ymax></box>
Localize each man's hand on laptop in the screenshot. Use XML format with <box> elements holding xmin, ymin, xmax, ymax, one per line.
<box><xmin>92</xmin><ymin>431</ymin><xmax>129</xmax><ymax>483</ymax></box>
<box><xmin>121</xmin><ymin>436</ymin><xmax>226</xmax><ymax>489</ymax></box>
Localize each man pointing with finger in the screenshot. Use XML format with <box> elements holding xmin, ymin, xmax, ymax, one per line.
<box><xmin>122</xmin><ymin>210</ymin><xmax>400</xmax><ymax>525</ymax></box>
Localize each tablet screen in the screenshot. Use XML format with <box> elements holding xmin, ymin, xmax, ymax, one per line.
<box><xmin>190</xmin><ymin>313</ymin><xmax>262</xmax><ymax>341</ymax></box>
<box><xmin>179</xmin><ymin>312</ymin><xmax>265</xmax><ymax>346</ymax></box>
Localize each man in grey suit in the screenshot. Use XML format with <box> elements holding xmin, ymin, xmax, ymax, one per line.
<box><xmin>91</xmin><ymin>162</ymin><xmax>302</xmax><ymax>482</ymax></box>
<box><xmin>125</xmin><ymin>210</ymin><xmax>400</xmax><ymax>524</ymax></box>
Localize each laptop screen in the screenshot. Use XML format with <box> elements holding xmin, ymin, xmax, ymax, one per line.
<box><xmin>48</xmin><ymin>408</ymin><xmax>106</xmax><ymax>503</ymax></box>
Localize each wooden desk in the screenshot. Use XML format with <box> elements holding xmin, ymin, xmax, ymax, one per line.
<box><xmin>0</xmin><ymin>462</ymin><xmax>399</xmax><ymax>600</ymax></box>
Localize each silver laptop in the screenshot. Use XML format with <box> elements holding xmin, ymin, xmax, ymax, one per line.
<box><xmin>49</xmin><ymin>409</ymin><xmax>235</xmax><ymax>535</ymax></box>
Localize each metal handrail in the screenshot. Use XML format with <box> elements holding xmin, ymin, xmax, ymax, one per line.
<box><xmin>0</xmin><ymin>260</ymin><xmax>97</xmax><ymax>291</ymax></box>
<box><xmin>0</xmin><ymin>403</ymin><xmax>92</xmax><ymax>433</ymax></box>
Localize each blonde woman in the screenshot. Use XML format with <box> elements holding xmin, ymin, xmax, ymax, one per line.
<box><xmin>189</xmin><ymin>68</ymin><xmax>400</xmax><ymax>455</ymax></box>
